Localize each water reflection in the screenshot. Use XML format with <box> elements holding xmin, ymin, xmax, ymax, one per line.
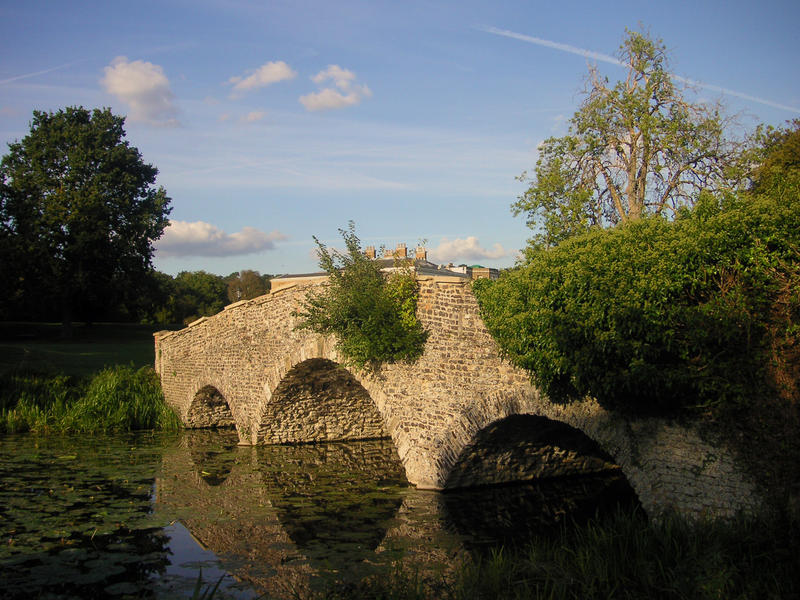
<box><xmin>0</xmin><ymin>433</ymin><xmax>171</xmax><ymax>599</ymax></box>
<box><xmin>442</xmin><ymin>473</ymin><xmax>639</xmax><ymax>554</ymax></box>
<box><xmin>257</xmin><ymin>440</ymin><xmax>407</xmax><ymax>561</ymax></box>
<box><xmin>186</xmin><ymin>429</ymin><xmax>239</xmax><ymax>486</ymax></box>
<box><xmin>1</xmin><ymin>430</ymin><xmax>641</xmax><ymax>598</ymax></box>
<box><xmin>157</xmin><ymin>434</ymin><xmax>424</xmax><ymax>597</ymax></box>
<box><xmin>160</xmin><ymin>430</ymin><xmax>640</xmax><ymax>594</ymax></box>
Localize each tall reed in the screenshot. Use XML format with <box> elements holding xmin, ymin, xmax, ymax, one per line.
<box><xmin>0</xmin><ymin>370</ymin><xmax>83</xmax><ymax>433</ymax></box>
<box><xmin>0</xmin><ymin>365</ymin><xmax>181</xmax><ymax>433</ymax></box>
<box><xmin>66</xmin><ymin>365</ymin><xmax>182</xmax><ymax>432</ymax></box>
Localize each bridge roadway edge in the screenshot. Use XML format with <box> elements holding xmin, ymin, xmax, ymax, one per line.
<box><xmin>154</xmin><ymin>275</ymin><xmax>761</xmax><ymax>519</ymax></box>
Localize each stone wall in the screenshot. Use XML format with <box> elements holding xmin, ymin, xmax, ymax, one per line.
<box><xmin>155</xmin><ymin>275</ymin><xmax>761</xmax><ymax>518</ymax></box>
<box><xmin>445</xmin><ymin>414</ymin><xmax>620</xmax><ymax>489</ymax></box>
<box><xmin>257</xmin><ymin>358</ymin><xmax>388</xmax><ymax>443</ymax></box>
<box><xmin>186</xmin><ymin>385</ymin><xmax>236</xmax><ymax>428</ymax></box>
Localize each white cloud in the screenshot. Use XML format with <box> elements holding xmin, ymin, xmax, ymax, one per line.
<box><xmin>311</xmin><ymin>65</ymin><xmax>357</xmax><ymax>88</ymax></box>
<box><xmin>243</xmin><ymin>110</ymin><xmax>266</xmax><ymax>122</ymax></box>
<box><xmin>101</xmin><ymin>56</ymin><xmax>179</xmax><ymax>126</ymax></box>
<box><xmin>428</xmin><ymin>236</ymin><xmax>509</xmax><ymax>264</ymax></box>
<box><xmin>300</xmin><ymin>64</ymin><xmax>372</xmax><ymax>111</ymax></box>
<box><xmin>156</xmin><ymin>220</ymin><xmax>288</xmax><ymax>257</ymax></box>
<box><xmin>228</xmin><ymin>61</ymin><xmax>296</xmax><ymax>97</ymax></box>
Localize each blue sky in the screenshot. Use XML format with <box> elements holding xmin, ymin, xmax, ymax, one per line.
<box><xmin>2</xmin><ymin>0</ymin><xmax>798</xmax><ymax>276</ymax></box>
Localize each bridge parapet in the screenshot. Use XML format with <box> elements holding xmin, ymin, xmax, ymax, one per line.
<box><xmin>155</xmin><ymin>274</ymin><xmax>761</xmax><ymax>518</ymax></box>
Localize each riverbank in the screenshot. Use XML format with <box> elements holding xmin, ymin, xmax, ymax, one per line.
<box><xmin>0</xmin><ymin>365</ymin><xmax>181</xmax><ymax>433</ymax></box>
<box><xmin>322</xmin><ymin>507</ymin><xmax>799</xmax><ymax>600</ymax></box>
<box><xmin>0</xmin><ymin>322</ymin><xmax>182</xmax><ymax>433</ymax></box>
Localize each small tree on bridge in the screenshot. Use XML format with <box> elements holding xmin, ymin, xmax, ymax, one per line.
<box><xmin>294</xmin><ymin>222</ymin><xmax>428</xmax><ymax>370</ymax></box>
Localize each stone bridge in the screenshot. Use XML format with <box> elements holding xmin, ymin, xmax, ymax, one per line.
<box><xmin>155</xmin><ymin>273</ymin><xmax>759</xmax><ymax>518</ymax></box>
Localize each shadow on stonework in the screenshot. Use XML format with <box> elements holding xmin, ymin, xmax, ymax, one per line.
<box><xmin>186</xmin><ymin>429</ymin><xmax>241</xmax><ymax>486</ymax></box>
<box><xmin>259</xmin><ymin>358</ymin><xmax>389</xmax><ymax>443</ymax></box>
<box><xmin>256</xmin><ymin>439</ymin><xmax>408</xmax><ymax>569</ymax></box>
<box><xmin>187</xmin><ymin>385</ymin><xmax>236</xmax><ymax>429</ymax></box>
<box><xmin>442</xmin><ymin>474</ymin><xmax>641</xmax><ymax>555</ymax></box>
<box><xmin>443</xmin><ymin>414</ymin><xmax>642</xmax><ymax>555</ymax></box>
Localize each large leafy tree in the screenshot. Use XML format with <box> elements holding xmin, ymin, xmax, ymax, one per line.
<box><xmin>172</xmin><ymin>270</ymin><xmax>228</xmax><ymax>323</ymax></box>
<box><xmin>745</xmin><ymin>119</ymin><xmax>800</xmax><ymax>197</ymax></box>
<box><xmin>514</xmin><ymin>30</ymin><xmax>735</xmax><ymax>248</ymax></box>
<box><xmin>0</xmin><ymin>107</ymin><xmax>171</xmax><ymax>335</ymax></box>
<box><xmin>226</xmin><ymin>269</ymin><xmax>270</xmax><ymax>303</ymax></box>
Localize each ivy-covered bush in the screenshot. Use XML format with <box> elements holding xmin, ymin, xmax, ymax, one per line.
<box><xmin>294</xmin><ymin>223</ymin><xmax>428</xmax><ymax>370</ymax></box>
<box><xmin>474</xmin><ymin>191</ymin><xmax>800</xmax><ymax>416</ymax></box>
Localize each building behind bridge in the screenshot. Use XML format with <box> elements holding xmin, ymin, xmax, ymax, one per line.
<box><xmin>366</xmin><ymin>242</ymin><xmax>499</xmax><ymax>281</ymax></box>
<box><xmin>270</xmin><ymin>242</ymin><xmax>498</xmax><ymax>292</ymax></box>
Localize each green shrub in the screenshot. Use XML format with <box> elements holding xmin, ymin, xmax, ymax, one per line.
<box><xmin>294</xmin><ymin>223</ymin><xmax>428</xmax><ymax>370</ymax></box>
<box><xmin>474</xmin><ymin>191</ymin><xmax>800</xmax><ymax>416</ymax></box>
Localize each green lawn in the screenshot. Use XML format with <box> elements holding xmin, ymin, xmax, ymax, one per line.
<box><xmin>0</xmin><ymin>323</ymin><xmax>180</xmax><ymax>376</ymax></box>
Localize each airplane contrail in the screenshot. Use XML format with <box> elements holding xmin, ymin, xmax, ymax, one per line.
<box><xmin>483</xmin><ymin>26</ymin><xmax>800</xmax><ymax>114</ymax></box>
<box><xmin>483</xmin><ymin>26</ymin><xmax>623</xmax><ymax>67</ymax></box>
<box><xmin>0</xmin><ymin>60</ymin><xmax>85</xmax><ymax>86</ymax></box>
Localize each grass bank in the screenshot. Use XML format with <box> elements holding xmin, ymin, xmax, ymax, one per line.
<box><xmin>0</xmin><ymin>322</ymin><xmax>182</xmax><ymax>433</ymax></box>
<box><xmin>0</xmin><ymin>322</ymin><xmax>179</xmax><ymax>375</ymax></box>
<box><xmin>322</xmin><ymin>508</ymin><xmax>799</xmax><ymax>600</ymax></box>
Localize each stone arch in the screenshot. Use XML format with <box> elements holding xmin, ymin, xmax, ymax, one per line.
<box><xmin>444</xmin><ymin>414</ymin><xmax>634</xmax><ymax>490</ymax></box>
<box><xmin>186</xmin><ymin>384</ymin><xmax>236</xmax><ymax>430</ymax></box>
<box><xmin>441</xmin><ymin>415</ymin><xmax>641</xmax><ymax>551</ymax></box>
<box><xmin>427</xmin><ymin>388</ymin><xmax>650</xmax><ymax>499</ymax></box>
<box><xmin>256</xmin><ymin>357</ymin><xmax>390</xmax><ymax>445</ymax></box>
<box><xmin>434</xmin><ymin>389</ymin><xmax>760</xmax><ymax>518</ymax></box>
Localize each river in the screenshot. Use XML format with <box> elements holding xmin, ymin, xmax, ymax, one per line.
<box><xmin>0</xmin><ymin>430</ymin><xmax>637</xmax><ymax>598</ymax></box>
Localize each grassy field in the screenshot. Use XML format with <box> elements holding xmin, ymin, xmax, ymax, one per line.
<box><xmin>0</xmin><ymin>322</ymin><xmax>180</xmax><ymax>376</ymax></box>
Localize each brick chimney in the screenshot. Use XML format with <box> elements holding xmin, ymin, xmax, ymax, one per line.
<box><xmin>395</xmin><ymin>243</ymin><xmax>407</xmax><ymax>258</ymax></box>
<box><xmin>364</xmin><ymin>245</ymin><xmax>376</xmax><ymax>259</ymax></box>
<box><xmin>415</xmin><ymin>246</ymin><xmax>427</xmax><ymax>261</ymax></box>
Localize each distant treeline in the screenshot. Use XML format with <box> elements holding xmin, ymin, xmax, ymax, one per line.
<box><xmin>3</xmin><ymin>269</ymin><xmax>271</xmax><ymax>326</ymax></box>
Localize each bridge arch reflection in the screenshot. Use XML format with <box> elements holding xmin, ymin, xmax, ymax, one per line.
<box><xmin>157</xmin><ymin>432</ymin><xmax>463</xmax><ymax>597</ymax></box>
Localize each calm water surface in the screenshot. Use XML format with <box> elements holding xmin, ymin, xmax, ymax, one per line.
<box><xmin>0</xmin><ymin>430</ymin><xmax>635</xmax><ymax>598</ymax></box>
